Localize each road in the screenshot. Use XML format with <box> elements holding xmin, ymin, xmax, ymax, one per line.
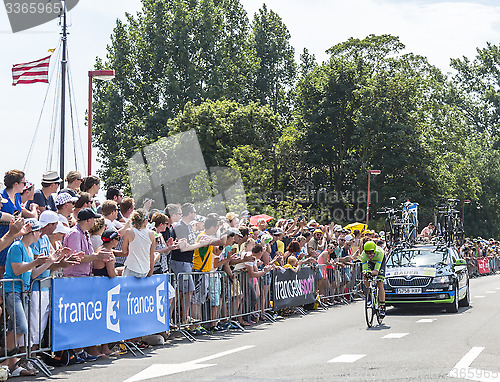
<box><xmin>39</xmin><ymin>274</ymin><xmax>500</xmax><ymax>382</ymax></box>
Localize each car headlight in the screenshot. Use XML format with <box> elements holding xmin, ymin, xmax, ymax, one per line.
<box><xmin>433</xmin><ymin>276</ymin><xmax>450</xmax><ymax>284</ymax></box>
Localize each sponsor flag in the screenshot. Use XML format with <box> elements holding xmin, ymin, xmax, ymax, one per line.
<box><xmin>12</xmin><ymin>55</ymin><xmax>51</xmax><ymax>86</ymax></box>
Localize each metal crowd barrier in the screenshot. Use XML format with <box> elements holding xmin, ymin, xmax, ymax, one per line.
<box><xmin>314</xmin><ymin>263</ymin><xmax>362</xmax><ymax>306</ymax></box>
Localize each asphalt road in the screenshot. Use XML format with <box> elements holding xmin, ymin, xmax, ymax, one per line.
<box><xmin>37</xmin><ymin>274</ymin><xmax>500</xmax><ymax>382</ymax></box>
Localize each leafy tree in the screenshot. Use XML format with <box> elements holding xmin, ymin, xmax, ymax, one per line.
<box><xmin>251</xmin><ymin>4</ymin><xmax>296</xmax><ymax>115</ymax></box>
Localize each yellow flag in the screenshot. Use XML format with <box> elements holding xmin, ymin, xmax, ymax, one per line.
<box><xmin>48</xmin><ymin>48</ymin><xmax>55</xmax><ymax>53</ymax></box>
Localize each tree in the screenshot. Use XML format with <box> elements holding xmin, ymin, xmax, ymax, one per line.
<box><xmin>251</xmin><ymin>4</ymin><xmax>296</xmax><ymax>115</ymax></box>
<box><xmin>92</xmin><ymin>0</ymin><xmax>258</xmax><ymax>187</ymax></box>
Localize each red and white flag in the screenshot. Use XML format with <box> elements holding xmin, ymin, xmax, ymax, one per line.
<box><xmin>12</xmin><ymin>55</ymin><xmax>51</xmax><ymax>86</ymax></box>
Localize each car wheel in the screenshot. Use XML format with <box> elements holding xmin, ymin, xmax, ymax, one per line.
<box><xmin>459</xmin><ymin>281</ymin><xmax>470</xmax><ymax>307</ymax></box>
<box><xmin>446</xmin><ymin>284</ymin><xmax>459</xmax><ymax>313</ymax></box>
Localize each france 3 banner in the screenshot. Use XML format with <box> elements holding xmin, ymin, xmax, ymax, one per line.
<box><xmin>52</xmin><ymin>275</ymin><xmax>169</xmax><ymax>351</ymax></box>
<box><xmin>272</xmin><ymin>267</ymin><xmax>316</xmax><ymax>310</ymax></box>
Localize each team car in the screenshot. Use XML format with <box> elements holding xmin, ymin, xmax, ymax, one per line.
<box><xmin>383</xmin><ymin>244</ymin><xmax>469</xmax><ymax>312</ymax></box>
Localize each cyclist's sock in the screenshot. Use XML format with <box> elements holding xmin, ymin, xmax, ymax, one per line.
<box><xmin>380</xmin><ymin>301</ymin><xmax>385</xmax><ymax>305</ymax></box>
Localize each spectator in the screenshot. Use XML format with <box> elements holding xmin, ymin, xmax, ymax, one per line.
<box><xmin>58</xmin><ymin>171</ymin><xmax>82</xmax><ymax>197</ymax></box>
<box><xmin>55</xmin><ymin>192</ymin><xmax>78</xmax><ymax>227</ymax></box>
<box><xmin>3</xmin><ymin>218</ymin><xmax>60</xmax><ymax>376</ymax></box>
<box><xmin>101</xmin><ymin>200</ymin><xmax>127</xmax><ymax>234</ymax></box>
<box><xmin>97</xmin><ymin>187</ymin><xmax>125</xmax><ymax>222</ymax></box>
<box><xmin>93</xmin><ymin>229</ymin><xmax>118</xmax><ymax>278</ymax></box>
<box><xmin>0</xmin><ymin>170</ymin><xmax>26</xmax><ymax>277</ymax></box>
<box><xmin>63</xmin><ymin>208</ymin><xmax>112</xmax><ymax>361</ymax></box>
<box><xmin>245</xmin><ymin>244</ymin><xmax>273</xmax><ymax>323</ymax></box>
<box><xmin>307</xmin><ymin>228</ymin><xmax>325</xmax><ymax>258</ymax></box>
<box><xmin>27</xmin><ymin>171</ymin><xmax>62</xmax><ymax>213</ymax></box>
<box><xmin>89</xmin><ymin>216</ymin><xmax>106</xmax><ymax>251</ymax></box>
<box><xmin>80</xmin><ymin>176</ymin><xmax>100</xmax><ymax>210</ymax></box>
<box><xmin>119</xmin><ymin>197</ymin><xmax>135</xmax><ymax>220</ymax></box>
<box><xmin>226</xmin><ymin>212</ymin><xmax>239</xmax><ymax>228</ymax></box>
<box><xmin>25</xmin><ymin>211</ymin><xmax>60</xmax><ymax>350</ymax></box>
<box><xmin>121</xmin><ymin>208</ymin><xmax>156</xmax><ymax>278</ymax></box>
<box><xmin>170</xmin><ymin>203</ymin><xmax>210</xmax><ymax>324</ymax></box>
<box><xmin>191</xmin><ymin>213</ymin><xmax>227</xmax><ymax>333</ymax></box>
<box><xmin>73</xmin><ymin>192</ymin><xmax>92</xmax><ymax>219</ymax></box>
<box><xmin>20</xmin><ymin>181</ymin><xmax>37</xmax><ymax>218</ymax></box>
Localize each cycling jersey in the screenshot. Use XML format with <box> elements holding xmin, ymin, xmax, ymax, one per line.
<box><xmin>360</xmin><ymin>246</ymin><xmax>386</xmax><ymax>279</ymax></box>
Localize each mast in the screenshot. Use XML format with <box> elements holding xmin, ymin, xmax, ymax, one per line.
<box><xmin>59</xmin><ymin>0</ymin><xmax>67</xmax><ymax>189</ymax></box>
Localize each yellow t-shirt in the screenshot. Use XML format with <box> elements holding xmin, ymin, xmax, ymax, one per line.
<box><xmin>192</xmin><ymin>232</ymin><xmax>213</xmax><ymax>272</ymax></box>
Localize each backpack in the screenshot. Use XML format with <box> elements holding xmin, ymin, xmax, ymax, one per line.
<box><xmin>42</xmin><ymin>349</ymin><xmax>77</xmax><ymax>367</ymax></box>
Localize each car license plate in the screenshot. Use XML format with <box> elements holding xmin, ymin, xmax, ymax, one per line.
<box><xmin>397</xmin><ymin>288</ymin><xmax>422</xmax><ymax>294</ymax></box>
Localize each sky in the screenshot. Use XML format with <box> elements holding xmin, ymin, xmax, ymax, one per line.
<box><xmin>1</xmin><ymin>0</ymin><xmax>500</xmax><ymax>196</ymax></box>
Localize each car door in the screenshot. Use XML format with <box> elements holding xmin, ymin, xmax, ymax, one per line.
<box><xmin>449</xmin><ymin>247</ymin><xmax>467</xmax><ymax>299</ymax></box>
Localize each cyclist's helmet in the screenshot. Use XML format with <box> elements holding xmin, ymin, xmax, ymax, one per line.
<box><xmin>364</xmin><ymin>241</ymin><xmax>376</xmax><ymax>252</ymax></box>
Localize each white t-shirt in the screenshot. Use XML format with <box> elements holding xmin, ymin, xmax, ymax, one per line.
<box><xmin>105</xmin><ymin>218</ymin><xmax>123</xmax><ymax>230</ymax></box>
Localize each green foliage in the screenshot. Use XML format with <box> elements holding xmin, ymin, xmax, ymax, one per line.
<box><xmin>91</xmin><ymin>0</ymin><xmax>500</xmax><ymax>238</ymax></box>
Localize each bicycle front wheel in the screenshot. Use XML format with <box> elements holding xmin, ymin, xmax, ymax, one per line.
<box><xmin>365</xmin><ymin>288</ymin><xmax>374</xmax><ymax>328</ymax></box>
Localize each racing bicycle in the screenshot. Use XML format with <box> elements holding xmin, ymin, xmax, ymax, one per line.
<box><xmin>364</xmin><ymin>273</ymin><xmax>384</xmax><ymax>328</ymax></box>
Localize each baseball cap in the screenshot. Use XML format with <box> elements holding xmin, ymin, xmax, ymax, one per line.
<box><xmin>313</xmin><ymin>229</ymin><xmax>323</xmax><ymax>234</ymax></box>
<box><xmin>240</xmin><ymin>210</ymin><xmax>250</xmax><ymax>218</ymax></box>
<box><xmin>226</xmin><ymin>212</ymin><xmax>238</xmax><ymax>222</ymax></box>
<box><xmin>345</xmin><ymin>234</ymin><xmax>353</xmax><ymax>242</ymax></box>
<box><xmin>24</xmin><ymin>218</ymin><xmax>42</xmax><ymax>232</ymax></box>
<box><xmin>23</xmin><ymin>180</ymin><xmax>34</xmax><ymax>191</ymax></box>
<box><xmin>53</xmin><ymin>221</ymin><xmax>71</xmax><ymax>234</ymax></box>
<box><xmin>102</xmin><ymin>229</ymin><xmax>121</xmax><ymax>242</ymax></box>
<box><xmin>333</xmin><ymin>224</ymin><xmax>342</xmax><ymax>232</ymax></box>
<box><xmin>55</xmin><ymin>192</ymin><xmax>79</xmax><ymax>206</ymax></box>
<box><xmin>77</xmin><ymin>208</ymin><xmax>101</xmax><ymax>221</ymax></box>
<box><xmin>39</xmin><ymin>210</ymin><xmax>59</xmax><ymax>228</ymax></box>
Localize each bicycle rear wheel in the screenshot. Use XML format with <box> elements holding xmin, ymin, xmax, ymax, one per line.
<box><xmin>365</xmin><ymin>288</ymin><xmax>374</xmax><ymax>328</ymax></box>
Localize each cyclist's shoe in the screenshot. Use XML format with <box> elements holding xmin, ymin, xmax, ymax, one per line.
<box><xmin>379</xmin><ymin>305</ymin><xmax>386</xmax><ymax>319</ymax></box>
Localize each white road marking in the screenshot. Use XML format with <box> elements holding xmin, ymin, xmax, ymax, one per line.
<box><xmin>496</xmin><ymin>287</ymin><xmax>500</xmax><ymax>290</ymax></box>
<box><xmin>451</xmin><ymin>347</ymin><xmax>484</xmax><ymax>369</ymax></box>
<box><xmin>416</xmin><ymin>319</ymin><xmax>436</xmax><ymax>323</ymax></box>
<box><xmin>448</xmin><ymin>347</ymin><xmax>500</xmax><ymax>381</ymax></box>
<box><xmin>485</xmin><ymin>291</ymin><xmax>496</xmax><ymax>294</ymax></box>
<box><xmin>382</xmin><ymin>333</ymin><xmax>409</xmax><ymax>339</ymax></box>
<box><xmin>474</xmin><ymin>296</ymin><xmax>486</xmax><ymax>298</ymax></box>
<box><xmin>124</xmin><ymin>345</ymin><xmax>254</xmax><ymax>382</ymax></box>
<box><xmin>328</xmin><ymin>354</ymin><xmax>366</xmax><ymax>363</ymax></box>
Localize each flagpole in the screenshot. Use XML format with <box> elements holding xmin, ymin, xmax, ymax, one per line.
<box><xmin>59</xmin><ymin>0</ymin><xmax>67</xmax><ymax>189</ymax></box>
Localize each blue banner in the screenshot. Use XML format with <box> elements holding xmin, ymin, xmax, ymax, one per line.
<box><xmin>52</xmin><ymin>275</ymin><xmax>169</xmax><ymax>351</ymax></box>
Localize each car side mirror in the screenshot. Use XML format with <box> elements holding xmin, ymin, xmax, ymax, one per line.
<box><xmin>455</xmin><ymin>259</ymin><xmax>466</xmax><ymax>266</ymax></box>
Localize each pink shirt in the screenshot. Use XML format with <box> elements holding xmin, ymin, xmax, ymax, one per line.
<box><xmin>62</xmin><ymin>224</ymin><xmax>93</xmax><ymax>277</ymax></box>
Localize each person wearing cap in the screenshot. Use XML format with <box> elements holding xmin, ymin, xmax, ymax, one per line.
<box><xmin>240</xmin><ymin>210</ymin><xmax>250</xmax><ymax>226</ymax></box>
<box><xmin>307</xmin><ymin>228</ymin><xmax>326</xmax><ymax>258</ymax></box>
<box><xmin>24</xmin><ymin>211</ymin><xmax>60</xmax><ymax>350</ymax></box>
<box><xmin>226</xmin><ymin>212</ymin><xmax>239</xmax><ymax>228</ymax></box>
<box><xmin>0</xmin><ymin>170</ymin><xmax>26</xmax><ymax>277</ymax></box>
<box><xmin>62</xmin><ymin>208</ymin><xmax>113</xmax><ymax>362</ymax></box>
<box><xmin>28</xmin><ymin>171</ymin><xmax>62</xmax><ymax>214</ymax></box>
<box><xmin>94</xmin><ymin>229</ymin><xmax>119</xmax><ymax>278</ymax></box>
<box><xmin>55</xmin><ymin>192</ymin><xmax>78</xmax><ymax>227</ymax></box>
<box><xmin>58</xmin><ymin>171</ymin><xmax>82</xmax><ymax>197</ymax></box>
<box><xmin>3</xmin><ymin>218</ymin><xmax>64</xmax><ymax>376</ymax></box>
<box><xmin>48</xmin><ymin>221</ymin><xmax>71</xmax><ymax>257</ymax></box>
<box><xmin>20</xmin><ymin>180</ymin><xmax>37</xmax><ymax>218</ymax></box>
<box><xmin>62</xmin><ymin>208</ymin><xmax>113</xmax><ymax>278</ymax></box>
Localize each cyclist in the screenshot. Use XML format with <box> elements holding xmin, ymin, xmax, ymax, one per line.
<box><xmin>361</xmin><ymin>241</ymin><xmax>386</xmax><ymax>318</ymax></box>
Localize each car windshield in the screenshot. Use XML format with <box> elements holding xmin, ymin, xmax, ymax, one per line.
<box><xmin>387</xmin><ymin>248</ymin><xmax>448</xmax><ymax>267</ymax></box>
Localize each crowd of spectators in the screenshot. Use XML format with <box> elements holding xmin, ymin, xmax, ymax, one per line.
<box><xmin>0</xmin><ymin>168</ymin><xmax>498</xmax><ymax>376</ymax></box>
